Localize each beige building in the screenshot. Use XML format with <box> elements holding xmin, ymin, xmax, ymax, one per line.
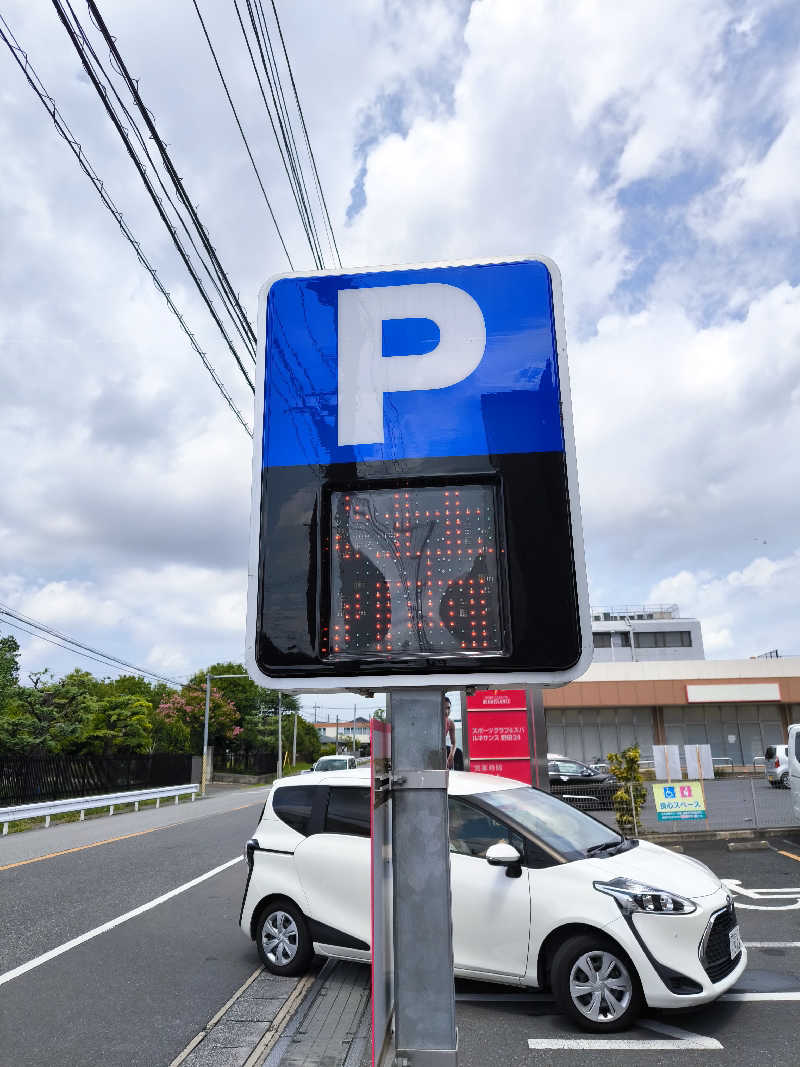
<box><xmin>543</xmin><ymin>657</ymin><xmax>800</xmax><ymax>768</ymax></box>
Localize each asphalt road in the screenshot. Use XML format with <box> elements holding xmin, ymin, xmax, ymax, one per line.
<box><xmin>456</xmin><ymin>834</ymin><xmax>800</xmax><ymax>1066</ymax></box>
<box><xmin>0</xmin><ymin>787</ymin><xmax>267</xmax><ymax>1067</ymax></box>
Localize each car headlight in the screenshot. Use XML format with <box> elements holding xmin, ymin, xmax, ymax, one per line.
<box><xmin>594</xmin><ymin>876</ymin><xmax>696</xmax><ymax>914</ymax></box>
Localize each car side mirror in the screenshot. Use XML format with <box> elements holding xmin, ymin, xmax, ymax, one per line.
<box><xmin>486</xmin><ymin>842</ymin><xmax>521</xmax><ymax>867</ymax></box>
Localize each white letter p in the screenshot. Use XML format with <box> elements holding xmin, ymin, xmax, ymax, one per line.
<box><xmin>337</xmin><ymin>282</ymin><xmax>486</xmax><ymax>446</ymax></box>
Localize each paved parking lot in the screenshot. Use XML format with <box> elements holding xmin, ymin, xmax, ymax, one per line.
<box><xmin>455</xmin><ymin>833</ymin><xmax>800</xmax><ymax>1065</ymax></box>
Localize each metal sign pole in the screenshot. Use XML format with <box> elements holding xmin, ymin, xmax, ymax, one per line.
<box><xmin>389</xmin><ymin>688</ymin><xmax>457</xmax><ymax>1066</ymax></box>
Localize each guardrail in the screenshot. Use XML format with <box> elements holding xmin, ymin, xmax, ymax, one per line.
<box><xmin>1</xmin><ymin>783</ymin><xmax>199</xmax><ymax>835</ymax></box>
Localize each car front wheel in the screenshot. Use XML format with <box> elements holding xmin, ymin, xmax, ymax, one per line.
<box><xmin>256</xmin><ymin>901</ymin><xmax>313</xmax><ymax>976</ymax></box>
<box><xmin>551</xmin><ymin>934</ymin><xmax>643</xmax><ymax>1032</ymax></box>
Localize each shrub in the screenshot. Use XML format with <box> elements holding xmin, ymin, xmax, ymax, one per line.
<box><xmin>607</xmin><ymin>746</ymin><xmax>647</xmax><ymax>836</ymax></box>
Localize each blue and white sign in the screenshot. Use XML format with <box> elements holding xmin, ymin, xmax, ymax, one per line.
<box><xmin>247</xmin><ymin>256</ymin><xmax>590</xmax><ymax>691</ymax></box>
<box><xmin>259</xmin><ymin>259</ymin><xmax>565</xmax><ymax>468</ymax></box>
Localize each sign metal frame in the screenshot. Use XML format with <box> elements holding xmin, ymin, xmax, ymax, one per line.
<box><xmin>246</xmin><ymin>255</ymin><xmax>591</xmax><ymax>692</ymax></box>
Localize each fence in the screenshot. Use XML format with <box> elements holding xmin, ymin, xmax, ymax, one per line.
<box><xmin>0</xmin><ymin>753</ymin><xmax>193</xmax><ymax>806</ymax></box>
<box><xmin>213</xmin><ymin>749</ymin><xmax>278</xmax><ymax>776</ymax></box>
<box><xmin>553</xmin><ymin>775</ymin><xmax>798</xmax><ymax>836</ymax></box>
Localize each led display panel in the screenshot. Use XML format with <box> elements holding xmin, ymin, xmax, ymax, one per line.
<box><xmin>325</xmin><ymin>485</ymin><xmax>505</xmax><ymax>659</ymax></box>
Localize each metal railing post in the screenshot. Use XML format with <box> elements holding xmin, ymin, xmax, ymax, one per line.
<box><xmin>630</xmin><ymin>783</ymin><xmax>638</xmax><ymax>837</ymax></box>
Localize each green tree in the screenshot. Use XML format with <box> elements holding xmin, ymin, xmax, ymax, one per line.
<box><xmin>80</xmin><ymin>694</ymin><xmax>154</xmax><ymax>757</ymax></box>
<box><xmin>607</xmin><ymin>746</ymin><xmax>647</xmax><ymax>835</ymax></box>
<box><xmin>0</xmin><ymin>635</ymin><xmax>21</xmax><ymax>709</ymax></box>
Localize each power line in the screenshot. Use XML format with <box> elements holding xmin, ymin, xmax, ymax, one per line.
<box><xmin>269</xmin><ymin>0</ymin><xmax>341</xmax><ymax>268</ymax></box>
<box><xmin>85</xmin><ymin>1</ymin><xmax>258</xmax><ymax>357</ymax></box>
<box><xmin>232</xmin><ymin>0</ymin><xmax>323</xmax><ymax>268</ymax></box>
<box><xmin>62</xmin><ymin>0</ymin><xmax>258</xmax><ymax>364</ymax></box>
<box><xmin>191</xmin><ymin>0</ymin><xmax>293</xmax><ymax>269</ymax></box>
<box><xmin>0</xmin><ymin>11</ymin><xmax>252</xmax><ymax>436</ymax></box>
<box><xmin>0</xmin><ymin>604</ymin><xmax>184</xmax><ymax>686</ymax></box>
<box><xmin>50</xmin><ymin>0</ymin><xmax>255</xmax><ymax>392</ymax></box>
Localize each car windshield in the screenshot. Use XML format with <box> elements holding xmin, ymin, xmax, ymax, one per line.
<box><xmin>317</xmin><ymin>758</ymin><xmax>348</xmax><ymax>770</ymax></box>
<box><xmin>475</xmin><ymin>786</ymin><xmax>622</xmax><ymax>860</ymax></box>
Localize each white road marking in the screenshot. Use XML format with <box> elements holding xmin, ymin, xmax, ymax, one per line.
<box><xmin>721</xmin><ymin>991</ymin><xmax>800</xmax><ymax>1002</ymax></box>
<box><xmin>722</xmin><ymin>879</ymin><xmax>800</xmax><ymax>910</ymax></box>
<box><xmin>744</xmin><ymin>942</ymin><xmax>800</xmax><ymax>948</ymax></box>
<box><xmin>0</xmin><ymin>856</ymin><xmax>243</xmax><ymax>987</ymax></box>
<box><xmin>527</xmin><ymin>1018</ymin><xmax>722</xmax><ymax>1050</ymax></box>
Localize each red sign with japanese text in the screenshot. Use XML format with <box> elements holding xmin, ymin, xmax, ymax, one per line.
<box><xmin>466</xmin><ymin>690</ymin><xmax>531</xmax><ymax>784</ymax></box>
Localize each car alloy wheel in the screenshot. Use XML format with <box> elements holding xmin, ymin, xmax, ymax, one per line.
<box><xmin>262</xmin><ymin>909</ymin><xmax>299</xmax><ymax>967</ymax></box>
<box><xmin>569</xmin><ymin>950</ymin><xmax>632</xmax><ymax>1023</ymax></box>
<box><xmin>255</xmin><ymin>900</ymin><xmax>313</xmax><ymax>976</ymax></box>
<box><xmin>780</xmin><ymin>772</ymin><xmax>790</xmax><ymax>789</ymax></box>
<box><xmin>551</xmin><ymin>933</ymin><xmax>643</xmax><ymax>1032</ymax></box>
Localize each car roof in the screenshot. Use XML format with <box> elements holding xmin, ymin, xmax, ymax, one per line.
<box><xmin>271</xmin><ymin>768</ymin><xmax>525</xmax><ymax>795</ymax></box>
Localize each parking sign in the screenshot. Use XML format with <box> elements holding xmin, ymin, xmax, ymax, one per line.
<box><xmin>247</xmin><ymin>257</ymin><xmax>590</xmax><ymax>690</ymax></box>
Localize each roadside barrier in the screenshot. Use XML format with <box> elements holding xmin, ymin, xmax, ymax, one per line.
<box><xmin>0</xmin><ymin>783</ymin><xmax>199</xmax><ymax>835</ymax></box>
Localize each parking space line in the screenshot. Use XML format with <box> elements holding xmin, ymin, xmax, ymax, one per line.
<box><xmin>721</xmin><ymin>992</ymin><xmax>800</xmax><ymax>1001</ymax></box>
<box><xmin>0</xmin><ymin>856</ymin><xmax>243</xmax><ymax>987</ymax></box>
<box><xmin>744</xmin><ymin>942</ymin><xmax>800</xmax><ymax>948</ymax></box>
<box><xmin>527</xmin><ymin>1019</ymin><xmax>722</xmax><ymax>1050</ymax></box>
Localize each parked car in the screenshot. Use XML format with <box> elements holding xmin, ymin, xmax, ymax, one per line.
<box><xmin>312</xmin><ymin>755</ymin><xmax>359</xmax><ymax>772</ymax></box>
<box><xmin>239</xmin><ymin>768</ymin><xmax>746</xmax><ymax>1032</ymax></box>
<box><xmin>789</xmin><ymin>725</ymin><xmax>800</xmax><ymax>823</ymax></box>
<box><xmin>764</xmin><ymin>744</ymin><xmax>790</xmax><ymax>788</ymax></box>
<box><xmin>548</xmin><ymin>757</ymin><xmax>619</xmax><ymax>809</ymax></box>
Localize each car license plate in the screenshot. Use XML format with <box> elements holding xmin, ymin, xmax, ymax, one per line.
<box><xmin>729</xmin><ymin>926</ymin><xmax>742</xmax><ymax>957</ymax></box>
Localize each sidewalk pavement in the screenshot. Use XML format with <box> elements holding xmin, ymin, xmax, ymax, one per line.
<box><xmin>171</xmin><ymin>960</ymin><xmax>370</xmax><ymax>1067</ymax></box>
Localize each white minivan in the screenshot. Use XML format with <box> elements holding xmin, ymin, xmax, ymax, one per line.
<box><xmin>239</xmin><ymin>769</ymin><xmax>746</xmax><ymax>1032</ymax></box>
<box><xmin>789</xmin><ymin>724</ymin><xmax>800</xmax><ymax>823</ymax></box>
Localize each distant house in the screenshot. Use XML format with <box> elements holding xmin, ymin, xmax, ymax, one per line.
<box><xmin>316</xmin><ymin>716</ymin><xmax>371</xmax><ymax>746</ymax></box>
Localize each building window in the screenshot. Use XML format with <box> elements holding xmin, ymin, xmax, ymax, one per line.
<box><xmin>634</xmin><ymin>630</ymin><xmax>692</xmax><ymax>648</ymax></box>
<box><xmin>613</xmin><ymin>631</ymin><xmax>631</xmax><ymax>647</ymax></box>
<box><xmin>593</xmin><ymin>633</ymin><xmax>612</xmax><ymax>648</ymax></box>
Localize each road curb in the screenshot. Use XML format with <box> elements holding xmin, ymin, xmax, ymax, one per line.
<box><xmin>639</xmin><ymin>826</ymin><xmax>796</xmax><ymax>846</ymax></box>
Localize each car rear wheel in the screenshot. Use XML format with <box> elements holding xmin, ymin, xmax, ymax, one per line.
<box><xmin>256</xmin><ymin>901</ymin><xmax>313</xmax><ymax>976</ymax></box>
<box><xmin>780</xmin><ymin>772</ymin><xmax>790</xmax><ymax>789</ymax></box>
<box><xmin>551</xmin><ymin>933</ymin><xmax>643</xmax><ymax>1032</ymax></box>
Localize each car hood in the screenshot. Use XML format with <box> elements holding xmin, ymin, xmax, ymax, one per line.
<box><xmin>584</xmin><ymin>839</ymin><xmax>722</xmax><ymax>899</ymax></box>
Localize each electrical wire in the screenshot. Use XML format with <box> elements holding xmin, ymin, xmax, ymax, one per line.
<box><xmin>190</xmin><ymin>0</ymin><xmax>293</xmax><ymax>269</ymax></box>
<box><xmin>232</xmin><ymin>0</ymin><xmax>323</xmax><ymax>268</ymax></box>
<box><xmin>62</xmin><ymin>0</ymin><xmax>257</xmax><ymax>364</ymax></box>
<box><xmin>85</xmin><ymin>1</ymin><xmax>258</xmax><ymax>356</ymax></box>
<box><xmin>0</xmin><ymin>11</ymin><xmax>253</xmax><ymax>435</ymax></box>
<box><xmin>269</xmin><ymin>0</ymin><xmax>341</xmax><ymax>268</ymax></box>
<box><xmin>50</xmin><ymin>0</ymin><xmax>255</xmax><ymax>391</ymax></box>
<box><xmin>0</xmin><ymin>605</ymin><xmax>184</xmax><ymax>686</ymax></box>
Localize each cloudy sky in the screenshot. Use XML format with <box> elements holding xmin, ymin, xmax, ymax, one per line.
<box><xmin>1</xmin><ymin>0</ymin><xmax>798</xmax><ymax>719</ymax></box>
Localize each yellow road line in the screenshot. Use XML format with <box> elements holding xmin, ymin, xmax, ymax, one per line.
<box><xmin>778</xmin><ymin>849</ymin><xmax>800</xmax><ymax>864</ymax></box>
<box><xmin>0</xmin><ymin>801</ymin><xmax>259</xmax><ymax>872</ymax></box>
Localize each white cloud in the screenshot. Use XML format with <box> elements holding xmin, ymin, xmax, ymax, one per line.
<box><xmin>649</xmin><ymin>550</ymin><xmax>800</xmax><ymax>657</ymax></box>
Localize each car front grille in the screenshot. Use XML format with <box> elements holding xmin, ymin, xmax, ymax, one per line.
<box><xmin>700</xmin><ymin>902</ymin><xmax>741</xmax><ymax>983</ymax></box>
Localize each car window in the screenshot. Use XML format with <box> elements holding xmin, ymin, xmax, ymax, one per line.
<box><xmin>795</xmin><ymin>733</ymin><xmax>800</xmax><ymax>762</ymax></box>
<box><xmin>272</xmin><ymin>785</ymin><xmax>317</xmax><ymax>835</ymax></box>
<box><xmin>473</xmin><ymin>786</ymin><xmax>621</xmax><ymax>860</ymax></box>
<box><xmin>556</xmin><ymin>761</ymin><xmax>586</xmax><ymax>775</ymax></box>
<box><xmin>325</xmin><ymin>786</ymin><xmax>370</xmax><ymax>837</ymax></box>
<box><xmin>448</xmin><ymin>797</ymin><xmax>523</xmax><ymax>859</ymax></box>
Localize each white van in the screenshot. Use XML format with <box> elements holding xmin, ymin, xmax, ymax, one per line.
<box><xmin>239</xmin><ymin>768</ymin><xmax>746</xmax><ymax>1032</ymax></box>
<box><xmin>789</xmin><ymin>724</ymin><xmax>800</xmax><ymax>823</ymax></box>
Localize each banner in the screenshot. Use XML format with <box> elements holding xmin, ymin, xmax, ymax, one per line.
<box><xmin>653</xmin><ymin>780</ymin><xmax>707</xmax><ymax>821</ymax></box>
<box><xmin>466</xmin><ymin>690</ymin><xmax>531</xmax><ymax>784</ymax></box>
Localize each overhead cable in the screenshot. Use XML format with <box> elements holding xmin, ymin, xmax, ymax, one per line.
<box><xmin>191</xmin><ymin>0</ymin><xmax>293</xmax><ymax>269</ymax></box>
<box><xmin>0</xmin><ymin>12</ymin><xmax>252</xmax><ymax>435</ymax></box>
<box><xmin>85</xmin><ymin>0</ymin><xmax>258</xmax><ymax>356</ymax></box>
<box><xmin>62</xmin><ymin>0</ymin><xmax>257</xmax><ymax>363</ymax></box>
<box><xmin>50</xmin><ymin>0</ymin><xmax>255</xmax><ymax>391</ymax></box>
<box><xmin>269</xmin><ymin>0</ymin><xmax>341</xmax><ymax>268</ymax></box>
<box><xmin>0</xmin><ymin>603</ymin><xmax>184</xmax><ymax>686</ymax></box>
